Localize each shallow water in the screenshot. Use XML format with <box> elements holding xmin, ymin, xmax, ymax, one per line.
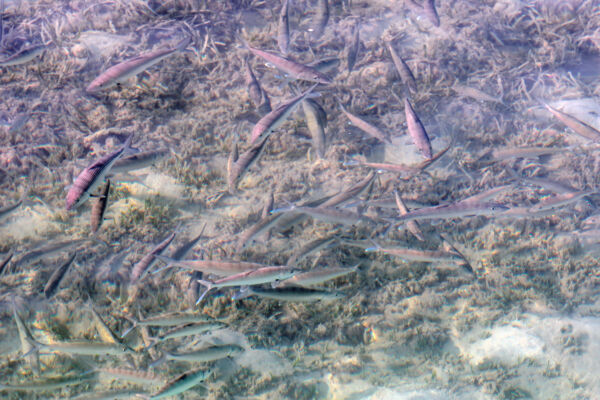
<box><xmin>1</xmin><ymin>0</ymin><xmax>600</xmax><ymax>399</ymax></box>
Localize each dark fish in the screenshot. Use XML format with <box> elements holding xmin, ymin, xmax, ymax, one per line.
<box><xmin>423</xmin><ymin>0</ymin><xmax>440</xmax><ymax>27</ymax></box>
<box><xmin>404</xmin><ymin>98</ymin><xmax>432</xmax><ymax>159</ymax></box>
<box><xmin>90</xmin><ymin>180</ymin><xmax>111</xmax><ymax>234</ymax></box>
<box><xmin>130</xmin><ymin>230</ymin><xmax>177</xmax><ymax>283</ymax></box>
<box><xmin>243</xmin><ymin>39</ymin><xmax>331</xmax><ymax>84</ymax></box>
<box><xmin>0</xmin><ymin>251</ymin><xmax>12</xmax><ymax>275</ymax></box>
<box><xmin>228</xmin><ymin>136</ymin><xmax>269</xmax><ymax>192</ymax></box>
<box><xmin>244</xmin><ymin>60</ymin><xmax>271</xmax><ymax>114</ymax></box>
<box><xmin>250</xmin><ymin>83</ymin><xmax>319</xmax><ymax>143</ymax></box>
<box><xmin>278</xmin><ymin>0</ymin><xmax>290</xmax><ymax>56</ymax></box>
<box><xmin>347</xmin><ymin>24</ymin><xmax>360</xmax><ymax>72</ymax></box>
<box><xmin>66</xmin><ymin>136</ymin><xmax>132</xmax><ymax>211</ymax></box>
<box><xmin>86</xmin><ymin>37</ymin><xmax>190</xmax><ymax>93</ymax></box>
<box><xmin>0</xmin><ymin>44</ymin><xmax>45</xmax><ymax>67</ymax></box>
<box><xmin>44</xmin><ymin>253</ymin><xmax>77</xmax><ymax>299</ymax></box>
<box><xmin>312</xmin><ymin>0</ymin><xmax>329</xmax><ymax>39</ymax></box>
<box><xmin>388</xmin><ymin>43</ymin><xmax>417</xmax><ymax>93</ymax></box>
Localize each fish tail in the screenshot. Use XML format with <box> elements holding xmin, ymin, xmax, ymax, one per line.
<box><xmin>196</xmin><ymin>280</ymin><xmax>214</xmax><ymax>304</ymax></box>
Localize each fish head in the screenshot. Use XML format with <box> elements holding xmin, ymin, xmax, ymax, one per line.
<box><xmin>86</xmin><ymin>77</ymin><xmax>117</xmax><ymax>93</ymax></box>
<box><xmin>65</xmin><ymin>185</ymin><xmax>86</xmax><ymax>211</ymax></box>
<box><xmin>488</xmin><ymin>203</ymin><xmax>509</xmax><ymax>214</ymax></box>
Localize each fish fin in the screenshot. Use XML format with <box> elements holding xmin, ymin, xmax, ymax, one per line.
<box><xmin>232</xmin><ymin>286</ymin><xmax>252</xmax><ymax>301</ymax></box>
<box><xmin>364</xmin><ymin>239</ymin><xmax>382</xmax><ymax>252</ymax></box>
<box><xmin>149</xmin><ymin>353</ymin><xmax>167</xmax><ymax>368</ymax></box>
<box><xmin>120</xmin><ymin>319</ymin><xmax>138</xmax><ymax>339</ymax></box>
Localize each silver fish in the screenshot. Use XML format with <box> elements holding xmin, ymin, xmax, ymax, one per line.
<box><xmin>15</xmin><ymin>238</ymin><xmax>89</xmax><ymax>269</ymax></box>
<box><xmin>90</xmin><ymin>179</ymin><xmax>111</xmax><ymax>234</ymax></box>
<box><xmin>394</xmin><ymin>190</ymin><xmax>425</xmax><ymax>241</ymax></box>
<box><xmin>244</xmin><ymin>60</ymin><xmax>271</xmax><ymax>114</ymax></box>
<box><xmin>244</xmin><ymin>40</ymin><xmax>331</xmax><ymax>84</ymax></box>
<box><xmin>278</xmin><ymin>0</ymin><xmax>290</xmax><ymax>56</ymax></box>
<box><xmin>240</xmin><ymin>286</ymin><xmax>344</xmax><ymax>302</ymax></box>
<box><xmin>286</xmin><ymin>234</ymin><xmax>338</xmax><ymax>266</ymax></box>
<box><xmin>197</xmin><ymin>266</ymin><xmax>299</xmax><ymax>303</ymax></box>
<box><xmin>111</xmin><ymin>148</ymin><xmax>170</xmax><ymax>174</ymax></box>
<box><xmin>69</xmin><ymin>389</ymin><xmax>147</xmax><ymax>400</ymax></box>
<box><xmin>43</xmin><ymin>253</ymin><xmax>77</xmax><ymax>299</ymax></box>
<box><xmin>397</xmin><ymin>200</ymin><xmax>508</xmax><ymax>222</ymax></box>
<box><xmin>12</xmin><ymin>302</ymin><xmax>40</xmax><ymax>375</ymax></box>
<box><xmin>340</xmin><ymin>104</ymin><xmax>391</xmax><ymax>144</ymax></box>
<box><xmin>311</xmin><ymin>0</ymin><xmax>329</xmax><ymax>39</ymax></box>
<box><xmin>0</xmin><ymin>374</ymin><xmax>94</xmax><ymax>392</ymax></box>
<box><xmin>346</xmin><ymin>23</ymin><xmax>360</xmax><ymax>72</ymax></box>
<box><xmin>388</xmin><ymin>43</ymin><xmax>417</xmax><ymax>93</ymax></box>
<box><xmin>250</xmin><ymin>84</ymin><xmax>318</xmax><ymax>143</ymax></box>
<box><xmin>228</xmin><ymin>136</ymin><xmax>270</xmax><ymax>191</ymax></box>
<box><xmin>545</xmin><ymin>103</ymin><xmax>600</xmax><ymax>142</ymax></box>
<box><xmin>86</xmin><ymin>37</ymin><xmax>190</xmax><ymax>93</ymax></box>
<box><xmin>97</xmin><ymin>367</ymin><xmax>164</xmax><ymax>386</ymax></box>
<box><xmin>121</xmin><ymin>312</ymin><xmax>214</xmax><ymax>338</ymax></box>
<box><xmin>404</xmin><ymin>98</ymin><xmax>432</xmax><ymax>159</ymax></box>
<box><xmin>147</xmin><ymin>322</ymin><xmax>227</xmax><ymax>348</ymax></box>
<box><xmin>157</xmin><ymin>344</ymin><xmax>244</xmax><ymax>365</ymax></box>
<box><xmin>365</xmin><ymin>243</ymin><xmax>464</xmax><ymax>263</ymax></box>
<box><xmin>529</xmin><ymin>190</ymin><xmax>592</xmax><ymax>213</ymax></box>
<box><xmin>0</xmin><ymin>44</ymin><xmax>45</xmax><ymax>67</ymax></box>
<box><xmin>278</xmin><ymin>264</ymin><xmax>358</xmax><ymax>287</ymax></box>
<box><xmin>27</xmin><ymin>338</ymin><xmax>133</xmax><ymax>356</ymax></box>
<box><xmin>235</xmin><ymin>212</ymin><xmax>283</xmax><ymax>252</ymax></box>
<box><xmin>147</xmin><ymin>369</ymin><xmax>210</xmax><ymax>400</ymax></box>
<box><xmin>66</xmin><ymin>135</ymin><xmax>133</xmax><ymax>210</ymax></box>
<box><xmin>130</xmin><ymin>229</ymin><xmax>177</xmax><ymax>283</ymax></box>
<box><xmin>155</xmin><ymin>255</ymin><xmax>265</xmax><ymax>276</ymax></box>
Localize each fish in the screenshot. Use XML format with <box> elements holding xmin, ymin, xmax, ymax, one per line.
<box><xmin>144</xmin><ymin>369</ymin><xmax>210</xmax><ymax>400</ymax></box>
<box><xmin>12</xmin><ymin>302</ymin><xmax>40</xmax><ymax>375</ymax></box>
<box><xmin>86</xmin><ymin>37</ymin><xmax>190</xmax><ymax>93</ymax></box>
<box><xmin>196</xmin><ymin>266</ymin><xmax>299</xmax><ymax>303</ymax></box>
<box><xmin>311</xmin><ymin>0</ymin><xmax>329</xmax><ymax>39</ymax></box>
<box><xmin>302</xmin><ymin>98</ymin><xmax>327</xmax><ymax>159</ymax></box>
<box><xmin>544</xmin><ymin>103</ymin><xmax>600</xmax><ymax>142</ymax></box>
<box><xmin>228</xmin><ymin>136</ymin><xmax>270</xmax><ymax>191</ymax></box>
<box><xmin>344</xmin><ymin>143</ymin><xmax>449</xmax><ymax>176</ymax></box>
<box><xmin>90</xmin><ymin>179</ymin><xmax>111</xmax><ymax>234</ymax></box>
<box><xmin>237</xmin><ymin>286</ymin><xmax>344</xmax><ymax>302</ymax></box>
<box><xmin>130</xmin><ymin>229</ymin><xmax>177</xmax><ymax>283</ymax></box>
<box><xmin>0</xmin><ymin>251</ymin><xmax>12</xmax><ymax>275</ymax></box>
<box><xmin>43</xmin><ymin>253</ymin><xmax>77</xmax><ymax>299</ymax></box>
<box><xmin>307</xmin><ymin>57</ymin><xmax>340</xmax><ymax>73</ymax></box>
<box><xmin>243</xmin><ymin>39</ymin><xmax>331</xmax><ymax>84</ymax></box>
<box><xmin>365</xmin><ymin>242</ymin><xmax>465</xmax><ymax>264</ymax></box>
<box><xmin>396</xmin><ymin>200</ymin><xmax>509</xmax><ymax>222</ymax></box>
<box><xmin>404</xmin><ymin>98</ymin><xmax>432</xmax><ymax>159</ymax></box>
<box><xmin>277</xmin><ymin>264</ymin><xmax>358</xmax><ymax>287</ymax></box>
<box><xmin>272</xmin><ymin>203</ymin><xmax>376</xmax><ymax>226</ymax></box>
<box><xmin>250</xmin><ymin>83</ymin><xmax>319</xmax><ymax>144</ymax></box>
<box><xmin>121</xmin><ymin>312</ymin><xmax>214</xmax><ymax>338</ymax></box>
<box><xmin>0</xmin><ymin>374</ymin><xmax>95</xmax><ymax>392</ymax></box>
<box><xmin>452</xmin><ymin>84</ymin><xmax>503</xmax><ymax>104</ymax></box>
<box><xmin>69</xmin><ymin>389</ymin><xmax>147</xmax><ymax>400</ymax></box>
<box><xmin>423</xmin><ymin>0</ymin><xmax>440</xmax><ymax>27</ymax></box>
<box><xmin>155</xmin><ymin>255</ymin><xmax>265</xmax><ymax>276</ymax></box>
<box><xmin>66</xmin><ymin>135</ymin><xmax>133</xmax><ymax>210</ymax></box>
<box><xmin>111</xmin><ymin>148</ymin><xmax>170</xmax><ymax>174</ymax></box>
<box><xmin>235</xmin><ymin>213</ymin><xmax>284</xmax><ymax>252</ymax></box>
<box><xmin>480</xmin><ymin>146</ymin><xmax>568</xmax><ymax>162</ymax></box>
<box><xmin>0</xmin><ymin>198</ymin><xmax>22</xmax><ymax>221</ymax></box>
<box><xmin>146</xmin><ymin>322</ymin><xmax>227</xmax><ymax>348</ymax></box>
<box><xmin>460</xmin><ymin>185</ymin><xmax>514</xmax><ymax>203</ymax></box>
<box><xmin>0</xmin><ymin>44</ymin><xmax>45</xmax><ymax>67</ymax></box>
<box><xmin>97</xmin><ymin>367</ymin><xmax>164</xmax><ymax>385</ymax></box>
<box><xmin>528</xmin><ymin>190</ymin><xmax>592</xmax><ymax>213</ymax></box>
<box><xmin>388</xmin><ymin>43</ymin><xmax>417</xmax><ymax>93</ymax></box>
<box><xmin>347</xmin><ymin>23</ymin><xmax>360</xmax><ymax>72</ymax></box>
<box><xmin>244</xmin><ymin>60</ymin><xmax>271</xmax><ymax>114</ymax></box>
<box><xmin>26</xmin><ymin>337</ymin><xmax>133</xmax><ymax>356</ymax></box>
<box><xmin>15</xmin><ymin>238</ymin><xmax>91</xmax><ymax>269</ymax></box>
<box><xmin>153</xmin><ymin>344</ymin><xmax>244</xmax><ymax>366</ymax></box>
<box><xmin>394</xmin><ymin>190</ymin><xmax>425</xmax><ymax>241</ymax></box>
<box><xmin>507</xmin><ymin>169</ymin><xmax>575</xmax><ymax>194</ymax></box>
<box><xmin>286</xmin><ymin>234</ymin><xmax>338</xmax><ymax>266</ymax></box>
<box><xmin>278</xmin><ymin>0</ymin><xmax>290</xmax><ymax>56</ymax></box>
<box><xmin>340</xmin><ymin>104</ymin><xmax>392</xmax><ymax>144</ymax></box>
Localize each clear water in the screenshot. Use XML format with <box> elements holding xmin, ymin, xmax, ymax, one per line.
<box><xmin>1</xmin><ymin>0</ymin><xmax>600</xmax><ymax>399</ymax></box>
